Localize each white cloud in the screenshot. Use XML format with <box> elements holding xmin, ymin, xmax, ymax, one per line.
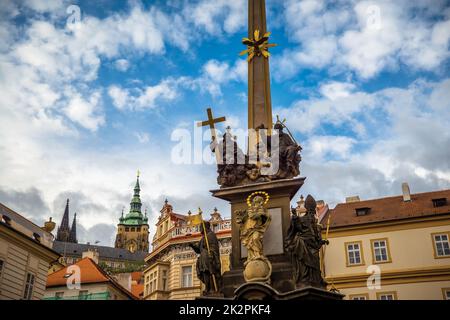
<box><xmin>23</xmin><ymin>0</ymin><xmax>66</xmax><ymax>13</ymax></box>
<box><xmin>64</xmin><ymin>90</ymin><xmax>105</xmax><ymax>132</ymax></box>
<box><xmin>275</xmin><ymin>0</ymin><xmax>450</xmax><ymax>79</ymax></box>
<box><xmin>203</xmin><ymin>59</ymin><xmax>246</xmax><ymax>83</ymax></box>
<box><xmin>108</xmin><ymin>85</ymin><xmax>130</xmax><ymax>110</ymax></box>
<box><xmin>277</xmin><ymin>83</ymin><xmax>376</xmax><ymax>134</ymax></box>
<box><xmin>190</xmin><ymin>59</ymin><xmax>246</xmax><ymax>96</ymax></box>
<box><xmin>108</xmin><ymin>58</ymin><xmax>246</xmax><ymax>107</ymax></box>
<box><xmin>108</xmin><ymin>79</ymin><xmax>178</xmax><ymax>110</ymax></box>
<box><xmin>114</xmin><ymin>59</ymin><xmax>130</xmax><ymax>72</ymax></box>
<box><xmin>306</xmin><ymin>135</ymin><xmax>356</xmax><ymax>160</ymax></box>
<box><xmin>277</xmin><ymin>77</ymin><xmax>450</xmax><ymax>204</ymax></box>
<box><xmin>319</xmin><ymin>81</ymin><xmax>356</xmax><ymax>100</ymax></box>
<box><xmin>134</xmin><ymin>132</ymin><xmax>150</xmax><ymax>144</ymax></box>
<box><xmin>183</xmin><ymin>0</ymin><xmax>246</xmax><ymax>35</ymax></box>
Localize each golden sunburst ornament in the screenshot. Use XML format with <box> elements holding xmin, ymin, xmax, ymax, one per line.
<box><xmin>240</xmin><ymin>29</ymin><xmax>277</xmax><ymax>62</ymax></box>
<box><xmin>246</xmin><ymin>191</ymin><xmax>270</xmax><ymax>207</ymax></box>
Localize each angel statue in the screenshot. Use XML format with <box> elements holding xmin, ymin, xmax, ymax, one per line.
<box><xmin>235</xmin><ymin>191</ymin><xmax>272</xmax><ymax>283</ymax></box>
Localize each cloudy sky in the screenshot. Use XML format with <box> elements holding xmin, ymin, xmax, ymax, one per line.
<box><xmin>1</xmin><ymin>0</ymin><xmax>449</xmax><ymax>246</ymax></box>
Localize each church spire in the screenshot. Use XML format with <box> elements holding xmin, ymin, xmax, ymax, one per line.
<box><xmin>61</xmin><ymin>199</ymin><xmax>70</xmax><ymax>230</ymax></box>
<box><xmin>68</xmin><ymin>212</ymin><xmax>78</xmax><ymax>243</ymax></box>
<box><xmin>119</xmin><ymin>171</ymin><xmax>147</xmax><ymax>226</ymax></box>
<box><xmin>130</xmin><ymin>171</ymin><xmax>142</xmax><ymax>214</ymax></box>
<box><xmin>56</xmin><ymin>199</ymin><xmax>71</xmax><ymax>242</ymax></box>
<box><xmin>134</xmin><ymin>171</ymin><xmax>141</xmax><ymax>197</ymax></box>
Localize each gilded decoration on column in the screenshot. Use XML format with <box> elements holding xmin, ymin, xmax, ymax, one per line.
<box><xmin>235</xmin><ymin>191</ymin><xmax>272</xmax><ymax>283</ymax></box>
<box><xmin>240</xmin><ymin>29</ymin><xmax>277</xmax><ymax>61</ymax></box>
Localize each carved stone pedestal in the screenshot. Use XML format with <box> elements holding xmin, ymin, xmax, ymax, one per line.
<box><xmin>211</xmin><ymin>177</ymin><xmax>305</xmax><ymax>298</ymax></box>
<box><xmin>197</xmin><ymin>282</ymin><xmax>344</xmax><ymax>301</ymax></box>
<box><xmin>233</xmin><ymin>282</ymin><xmax>344</xmax><ymax>300</ymax></box>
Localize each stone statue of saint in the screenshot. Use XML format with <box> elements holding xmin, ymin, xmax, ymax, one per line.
<box><xmin>213</xmin><ymin>129</ymin><xmax>248</xmax><ymax>187</ymax></box>
<box><xmin>272</xmin><ymin>122</ymin><xmax>301</xmax><ymax>179</ymax></box>
<box><xmin>284</xmin><ymin>195</ymin><xmax>328</xmax><ymax>289</ymax></box>
<box><xmin>189</xmin><ymin>221</ymin><xmax>223</xmax><ymax>295</ymax></box>
<box><xmin>235</xmin><ymin>193</ymin><xmax>272</xmax><ymax>282</ymax></box>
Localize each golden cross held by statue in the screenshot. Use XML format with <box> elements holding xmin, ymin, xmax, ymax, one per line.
<box><xmin>197</xmin><ymin>107</ymin><xmax>226</xmax><ymax>164</ymax></box>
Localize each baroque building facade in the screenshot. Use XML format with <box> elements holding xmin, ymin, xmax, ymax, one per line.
<box><xmin>115</xmin><ymin>174</ymin><xmax>149</xmax><ymax>253</ymax></box>
<box><xmin>321</xmin><ymin>184</ymin><xmax>450</xmax><ymax>300</ymax></box>
<box><xmin>143</xmin><ymin>200</ymin><xmax>231</xmax><ymax>300</ymax></box>
<box><xmin>0</xmin><ymin>203</ymin><xmax>60</xmax><ymax>300</ymax></box>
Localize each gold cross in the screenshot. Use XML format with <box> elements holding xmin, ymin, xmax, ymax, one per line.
<box><xmin>197</xmin><ymin>108</ymin><xmax>226</xmax><ymax>164</ymax></box>
<box><xmin>137</xmin><ymin>169</ymin><xmax>140</xmax><ymax>178</ymax></box>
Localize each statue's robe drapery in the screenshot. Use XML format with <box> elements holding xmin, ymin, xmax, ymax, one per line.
<box><xmin>240</xmin><ymin>208</ymin><xmax>271</xmax><ymax>262</ymax></box>
<box><xmin>274</xmin><ymin>130</ymin><xmax>301</xmax><ymax>178</ymax></box>
<box><xmin>191</xmin><ymin>230</ymin><xmax>222</xmax><ymax>292</ymax></box>
<box><xmin>285</xmin><ymin>214</ymin><xmax>325</xmax><ymax>288</ymax></box>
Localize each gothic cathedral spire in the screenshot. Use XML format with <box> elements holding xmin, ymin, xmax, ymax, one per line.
<box><xmin>69</xmin><ymin>212</ymin><xmax>78</xmax><ymax>243</ymax></box>
<box><xmin>56</xmin><ymin>199</ymin><xmax>72</xmax><ymax>242</ymax></box>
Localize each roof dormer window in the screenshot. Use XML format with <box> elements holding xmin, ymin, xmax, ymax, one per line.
<box><xmin>355</xmin><ymin>207</ymin><xmax>371</xmax><ymax>216</ymax></box>
<box><xmin>432</xmin><ymin>198</ymin><xmax>447</xmax><ymax>208</ymax></box>
<box><xmin>1</xmin><ymin>215</ymin><xmax>11</xmax><ymax>226</ymax></box>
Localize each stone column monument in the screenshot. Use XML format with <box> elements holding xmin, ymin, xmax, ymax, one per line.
<box><xmin>198</xmin><ymin>0</ymin><xmax>343</xmax><ymax>300</ymax></box>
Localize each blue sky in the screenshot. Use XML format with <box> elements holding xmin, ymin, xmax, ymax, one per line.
<box><xmin>0</xmin><ymin>0</ymin><xmax>450</xmax><ymax>246</ymax></box>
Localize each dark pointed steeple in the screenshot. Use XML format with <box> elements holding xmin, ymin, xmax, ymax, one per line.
<box><xmin>61</xmin><ymin>199</ymin><xmax>70</xmax><ymax>229</ymax></box>
<box><xmin>56</xmin><ymin>199</ymin><xmax>71</xmax><ymax>242</ymax></box>
<box><xmin>68</xmin><ymin>212</ymin><xmax>78</xmax><ymax>243</ymax></box>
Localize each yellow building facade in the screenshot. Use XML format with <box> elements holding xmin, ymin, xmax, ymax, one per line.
<box><xmin>321</xmin><ymin>186</ymin><xmax>450</xmax><ymax>300</ymax></box>
<box><xmin>0</xmin><ymin>203</ymin><xmax>60</xmax><ymax>300</ymax></box>
<box><xmin>143</xmin><ymin>200</ymin><xmax>231</xmax><ymax>300</ymax></box>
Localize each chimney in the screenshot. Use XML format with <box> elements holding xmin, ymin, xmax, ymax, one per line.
<box><xmin>346</xmin><ymin>196</ymin><xmax>360</xmax><ymax>203</ymax></box>
<box><xmin>115</xmin><ymin>273</ymin><xmax>132</xmax><ymax>292</ymax></box>
<box><xmin>82</xmin><ymin>249</ymin><xmax>99</xmax><ymax>264</ymax></box>
<box><xmin>402</xmin><ymin>182</ymin><xmax>411</xmax><ymax>202</ymax></box>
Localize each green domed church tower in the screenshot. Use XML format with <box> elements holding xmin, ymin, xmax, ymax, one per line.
<box><xmin>114</xmin><ymin>172</ymin><xmax>149</xmax><ymax>253</ymax></box>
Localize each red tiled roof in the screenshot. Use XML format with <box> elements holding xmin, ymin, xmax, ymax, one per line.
<box><xmin>131</xmin><ymin>271</ymin><xmax>142</xmax><ymax>282</ymax></box>
<box><xmin>322</xmin><ymin>189</ymin><xmax>450</xmax><ymax>228</ymax></box>
<box><xmin>46</xmin><ymin>257</ymin><xmax>136</xmax><ymax>299</ymax></box>
<box><xmin>131</xmin><ymin>283</ymin><xmax>144</xmax><ymax>298</ymax></box>
<box><xmin>46</xmin><ymin>257</ymin><xmax>109</xmax><ymax>287</ymax></box>
<box><xmin>170</xmin><ymin>212</ymin><xmax>188</xmax><ymax>221</ymax></box>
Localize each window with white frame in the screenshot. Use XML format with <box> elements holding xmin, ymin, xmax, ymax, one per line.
<box><xmin>162</xmin><ymin>270</ymin><xmax>168</xmax><ymax>291</ymax></box>
<box><xmin>350</xmin><ymin>295</ymin><xmax>368</xmax><ymax>300</ymax></box>
<box><xmin>433</xmin><ymin>234</ymin><xmax>450</xmax><ymax>257</ymax></box>
<box><xmin>378</xmin><ymin>292</ymin><xmax>396</xmax><ymax>300</ymax></box>
<box><xmin>182</xmin><ymin>266</ymin><xmax>192</xmax><ymax>288</ymax></box>
<box><xmin>23</xmin><ymin>273</ymin><xmax>35</xmax><ymax>300</ymax></box>
<box><xmin>346</xmin><ymin>242</ymin><xmax>362</xmax><ymax>265</ymax></box>
<box><xmin>444</xmin><ymin>289</ymin><xmax>450</xmax><ymax>300</ymax></box>
<box><xmin>148</xmin><ymin>271</ymin><xmax>157</xmax><ymax>293</ymax></box>
<box><xmin>372</xmin><ymin>239</ymin><xmax>390</xmax><ymax>262</ymax></box>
